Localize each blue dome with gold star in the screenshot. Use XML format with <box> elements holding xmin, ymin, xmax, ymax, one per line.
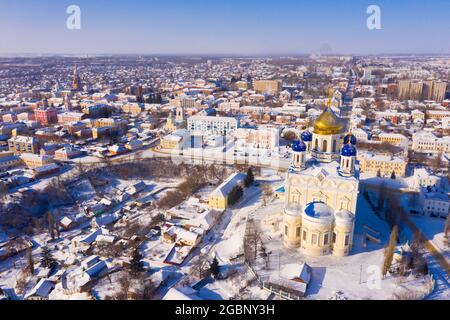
<box><xmin>301</xmin><ymin>130</ymin><xmax>313</xmax><ymax>142</ymax></box>
<box><xmin>341</xmin><ymin>144</ymin><xmax>357</xmax><ymax>157</ymax></box>
<box><xmin>344</xmin><ymin>133</ymin><xmax>357</xmax><ymax>145</ymax></box>
<box><xmin>292</xmin><ymin>139</ymin><xmax>307</xmax><ymax>152</ymax></box>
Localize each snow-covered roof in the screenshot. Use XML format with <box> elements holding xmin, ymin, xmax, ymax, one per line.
<box><xmin>280</xmin><ymin>263</ymin><xmax>312</xmax><ymax>284</ymax></box>
<box><xmin>210</xmin><ymin>172</ymin><xmax>246</xmax><ymax>198</ymax></box>
<box><xmin>162</xmin><ymin>287</ymin><xmax>202</xmax><ymax>300</ymax></box>
<box><xmin>285</xmin><ymin>203</ymin><xmax>303</xmax><ymax>216</ymax></box>
<box><xmin>303</xmin><ymin>202</ymin><xmax>334</xmax><ymax>224</ymax></box>
<box><xmin>25</xmin><ymin>279</ymin><xmax>55</xmax><ymax>299</ymax></box>
<box><xmin>335</xmin><ymin>209</ymin><xmax>355</xmax><ymax>225</ymax></box>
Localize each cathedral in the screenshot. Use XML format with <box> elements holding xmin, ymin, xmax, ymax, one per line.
<box><xmin>281</xmin><ymin>106</ymin><xmax>359</xmax><ymax>257</ymax></box>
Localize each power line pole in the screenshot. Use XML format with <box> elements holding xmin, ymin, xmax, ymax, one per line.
<box><xmin>359</xmin><ymin>264</ymin><xmax>363</xmax><ymax>285</ymax></box>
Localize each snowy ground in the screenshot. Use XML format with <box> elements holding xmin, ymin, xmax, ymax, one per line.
<box><xmin>160</xmin><ymin>175</ymin><xmax>282</xmax><ymax>300</ymax></box>
<box><xmin>409</xmin><ymin>216</ymin><xmax>449</xmax><ymax>262</ymax></box>
<box><xmin>249</xmin><ymin>193</ymin><xmax>435</xmax><ymax>300</ymax></box>
<box><xmin>168</xmin><ymin>172</ymin><xmax>436</xmax><ymax>300</ymax></box>
<box><xmin>401</xmin><ymin>216</ymin><xmax>450</xmax><ymax>300</ymax></box>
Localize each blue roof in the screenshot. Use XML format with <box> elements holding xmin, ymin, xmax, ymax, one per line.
<box><xmin>341</xmin><ymin>144</ymin><xmax>357</xmax><ymax>156</ymax></box>
<box><xmin>344</xmin><ymin>133</ymin><xmax>357</xmax><ymax>145</ymax></box>
<box><xmin>292</xmin><ymin>139</ymin><xmax>306</xmax><ymax>152</ymax></box>
<box><xmin>204</xmin><ymin>107</ymin><xmax>217</xmax><ymax>116</ymax></box>
<box><xmin>301</xmin><ymin>130</ymin><xmax>312</xmax><ymax>142</ymax></box>
<box><xmin>304</xmin><ymin>202</ymin><xmax>333</xmax><ymax>219</ymax></box>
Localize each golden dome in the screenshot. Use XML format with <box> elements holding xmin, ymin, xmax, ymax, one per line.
<box><xmin>313</xmin><ymin>107</ymin><xmax>343</xmax><ymax>135</ymax></box>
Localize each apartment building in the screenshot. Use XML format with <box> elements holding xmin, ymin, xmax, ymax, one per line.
<box><xmin>358</xmin><ymin>153</ymin><xmax>407</xmax><ymax>177</ymax></box>
<box><xmin>234</xmin><ymin>127</ymin><xmax>280</xmax><ymax>150</ymax></box>
<box><xmin>253</xmin><ymin>80</ymin><xmax>282</xmax><ymax>95</ymax></box>
<box><xmin>378</xmin><ymin>132</ymin><xmax>408</xmax><ymax>146</ymax></box>
<box><xmin>412</xmin><ymin>131</ymin><xmax>450</xmax><ymax>153</ymax></box>
<box><xmin>187</xmin><ymin>115</ymin><xmax>238</xmax><ymax>136</ymax></box>
<box><xmin>8</xmin><ymin>135</ymin><xmax>39</xmax><ymax>154</ymax></box>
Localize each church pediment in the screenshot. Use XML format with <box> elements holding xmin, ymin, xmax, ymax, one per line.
<box><xmin>321</xmin><ymin>179</ymin><xmax>336</xmax><ymax>189</ymax></box>
<box><xmin>312</xmin><ymin>191</ymin><xmax>329</xmax><ymax>203</ymax></box>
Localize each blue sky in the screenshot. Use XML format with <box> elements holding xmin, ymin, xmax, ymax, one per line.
<box><xmin>0</xmin><ymin>0</ymin><xmax>449</xmax><ymax>55</ymax></box>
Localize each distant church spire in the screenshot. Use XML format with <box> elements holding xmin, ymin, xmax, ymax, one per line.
<box><xmin>72</xmin><ymin>64</ymin><xmax>82</xmax><ymax>91</ymax></box>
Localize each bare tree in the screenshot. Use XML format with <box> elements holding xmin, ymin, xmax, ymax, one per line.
<box><xmin>382</xmin><ymin>225</ymin><xmax>398</xmax><ymax>277</ymax></box>
<box><xmin>115</xmin><ymin>274</ymin><xmax>131</xmax><ymax>300</ymax></box>
<box><xmin>191</xmin><ymin>258</ymin><xmax>208</xmax><ymax>279</ymax></box>
<box><xmin>132</xmin><ymin>278</ymin><xmax>156</xmax><ymax>300</ymax></box>
<box><xmin>26</xmin><ymin>247</ymin><xmax>34</xmax><ymax>274</ymax></box>
<box><xmin>15</xmin><ymin>269</ymin><xmax>29</xmax><ymax>294</ymax></box>
<box><xmin>47</xmin><ymin>211</ymin><xmax>55</xmax><ymax>240</ymax></box>
<box><xmin>262</xmin><ymin>184</ymin><xmax>273</xmax><ymax>206</ymax></box>
<box><xmin>54</xmin><ymin>209</ymin><xmax>60</xmax><ymax>238</ymax></box>
<box><xmin>244</xmin><ymin>220</ymin><xmax>262</xmax><ymax>264</ymax></box>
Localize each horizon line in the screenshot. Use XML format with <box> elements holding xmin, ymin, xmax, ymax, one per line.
<box><xmin>1</xmin><ymin>52</ymin><xmax>450</xmax><ymax>57</ymax></box>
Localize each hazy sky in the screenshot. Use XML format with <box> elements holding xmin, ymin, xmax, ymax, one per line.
<box><xmin>0</xmin><ymin>0</ymin><xmax>449</xmax><ymax>55</ymax></box>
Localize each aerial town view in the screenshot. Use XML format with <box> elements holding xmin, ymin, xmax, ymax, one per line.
<box><xmin>0</xmin><ymin>0</ymin><xmax>449</xmax><ymax>307</ymax></box>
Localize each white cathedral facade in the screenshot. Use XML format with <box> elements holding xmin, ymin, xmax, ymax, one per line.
<box><xmin>281</xmin><ymin>107</ymin><xmax>360</xmax><ymax>257</ymax></box>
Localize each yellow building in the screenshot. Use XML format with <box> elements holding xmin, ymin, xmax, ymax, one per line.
<box><xmin>0</xmin><ymin>152</ymin><xmax>23</xmax><ymax>171</ymax></box>
<box><xmin>20</xmin><ymin>153</ymin><xmax>53</xmax><ymax>169</ymax></box>
<box><xmin>121</xmin><ymin>103</ymin><xmax>143</xmax><ymax>115</ymax></box>
<box><xmin>8</xmin><ymin>135</ymin><xmax>39</xmax><ymax>155</ymax></box>
<box><xmin>432</xmin><ymin>81</ymin><xmax>447</xmax><ymax>102</ymax></box>
<box><xmin>398</xmin><ymin>80</ymin><xmax>411</xmax><ymax>101</ymax></box>
<box><xmin>378</xmin><ymin>133</ymin><xmax>408</xmax><ymax>146</ymax></box>
<box><xmin>160</xmin><ymin>129</ymin><xmax>188</xmax><ymax>150</ymax></box>
<box><xmin>164</xmin><ymin>113</ymin><xmax>177</xmax><ymax>133</ymax></box>
<box><xmin>409</xmin><ymin>81</ymin><xmax>423</xmax><ymax>101</ymax></box>
<box><xmin>208</xmin><ymin>172</ymin><xmax>246</xmax><ymax>210</ymax></box>
<box><xmin>252</xmin><ymin>80</ymin><xmax>282</xmax><ymax>95</ymax></box>
<box><xmin>411</xmin><ymin>109</ymin><xmax>425</xmax><ymax>121</ymax></box>
<box><xmin>94</xmin><ymin>118</ymin><xmax>127</xmax><ymax>128</ymax></box>
<box><xmin>426</xmin><ymin>110</ymin><xmax>450</xmax><ymax>121</ymax></box>
<box><xmin>235</xmin><ymin>81</ymin><xmax>248</xmax><ymax>90</ymax></box>
<box><xmin>358</xmin><ymin>153</ymin><xmax>407</xmax><ymax>177</ymax></box>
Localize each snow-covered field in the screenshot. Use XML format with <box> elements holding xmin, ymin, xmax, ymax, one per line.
<box><xmin>247</xmin><ymin>192</ymin><xmax>436</xmax><ymax>300</ymax></box>
<box><xmin>410</xmin><ymin>216</ymin><xmax>449</xmax><ymax>261</ymax></box>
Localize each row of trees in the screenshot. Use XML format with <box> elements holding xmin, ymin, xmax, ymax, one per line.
<box><xmin>25</xmin><ymin>244</ymin><xmax>56</xmax><ymax>277</ymax></box>
<box><xmin>156</xmin><ymin>163</ymin><xmax>229</xmax><ymax>209</ymax></box>
<box><xmin>376</xmin><ymin>169</ymin><xmax>397</xmax><ymax>179</ymax></box>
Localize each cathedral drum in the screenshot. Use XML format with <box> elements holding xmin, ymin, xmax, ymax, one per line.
<box><xmin>300</xmin><ymin>202</ymin><xmax>334</xmax><ymax>256</ymax></box>
<box><xmin>282</xmin><ymin>203</ymin><xmax>303</xmax><ymax>248</ymax></box>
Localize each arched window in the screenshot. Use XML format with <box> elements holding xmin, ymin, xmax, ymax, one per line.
<box><xmin>291</xmin><ymin>192</ymin><xmax>300</xmax><ymax>203</ymax></box>
<box><xmin>344</xmin><ymin>234</ymin><xmax>350</xmax><ymax>246</ymax></box>
<box><xmin>332</xmin><ymin>139</ymin><xmax>337</xmax><ymax>152</ymax></box>
<box><xmin>322</xmin><ymin>140</ymin><xmax>328</xmax><ymax>152</ymax></box>
<box><xmin>314</xmin><ymin>138</ymin><xmax>318</xmax><ymax>150</ymax></box>
<box><xmin>324</xmin><ymin>233</ymin><xmax>329</xmax><ymax>245</ymax></box>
